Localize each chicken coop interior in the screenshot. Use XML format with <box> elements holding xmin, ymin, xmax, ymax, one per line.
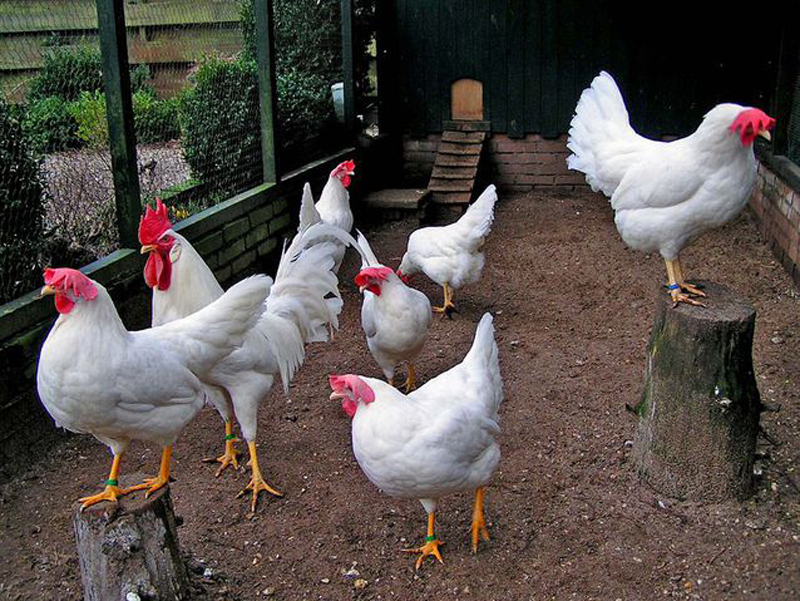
<box><xmin>1</xmin><ymin>0</ymin><xmax>799</xmax><ymax>599</ymax></box>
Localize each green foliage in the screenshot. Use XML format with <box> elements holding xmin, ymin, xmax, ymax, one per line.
<box><xmin>68</xmin><ymin>90</ymin><xmax>108</xmax><ymax>149</ymax></box>
<box><xmin>178</xmin><ymin>57</ymin><xmax>262</xmax><ymax>195</ymax></box>
<box><xmin>21</xmin><ymin>96</ymin><xmax>80</xmax><ymax>155</ymax></box>
<box><xmin>276</xmin><ymin>68</ymin><xmax>333</xmax><ymax>147</ymax></box>
<box><xmin>133</xmin><ymin>89</ymin><xmax>181</xmax><ymax>144</ymax></box>
<box><xmin>0</xmin><ymin>98</ymin><xmax>47</xmax><ymax>303</ymax></box>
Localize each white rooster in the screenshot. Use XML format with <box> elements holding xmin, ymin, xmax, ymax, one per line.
<box><xmin>139</xmin><ymin>197</ymin><xmax>348</xmax><ymax>510</ymax></box>
<box><xmin>567</xmin><ymin>71</ymin><xmax>775</xmax><ymax>306</ymax></box>
<box><xmin>36</xmin><ymin>267</ymin><xmax>269</xmax><ymax>510</ymax></box>
<box><xmin>329</xmin><ymin>313</ymin><xmax>503</xmax><ymax>569</ymax></box>
<box><xmin>354</xmin><ymin>231</ymin><xmax>432</xmax><ymax>392</ymax></box>
<box><xmin>313</xmin><ymin>159</ymin><xmax>356</xmax><ymax>273</ymax></box>
<box><xmin>397</xmin><ymin>184</ymin><xmax>497</xmax><ymax>317</ymax></box>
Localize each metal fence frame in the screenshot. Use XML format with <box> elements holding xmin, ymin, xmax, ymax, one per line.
<box><xmin>96</xmin><ymin>0</ymin><xmax>356</xmax><ymax>250</ymax></box>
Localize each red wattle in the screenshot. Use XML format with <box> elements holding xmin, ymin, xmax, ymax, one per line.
<box><xmin>54</xmin><ymin>293</ymin><xmax>75</xmax><ymax>314</ymax></box>
<box><xmin>144</xmin><ymin>251</ymin><xmax>172</xmax><ymax>291</ymax></box>
<box><xmin>342</xmin><ymin>399</ymin><xmax>357</xmax><ymax>418</ymax></box>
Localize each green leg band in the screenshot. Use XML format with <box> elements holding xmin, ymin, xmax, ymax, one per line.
<box><xmin>105</xmin><ymin>479</ymin><xmax>119</xmax><ymax>487</ymax></box>
<box><xmin>425</xmin><ymin>535</ymin><xmax>437</xmax><ymax>542</ymax></box>
<box><xmin>225</xmin><ymin>433</ymin><xmax>236</xmax><ymax>441</ymax></box>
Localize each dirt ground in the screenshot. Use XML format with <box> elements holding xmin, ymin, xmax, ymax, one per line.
<box><xmin>1</xmin><ymin>190</ymin><xmax>799</xmax><ymax>600</ymax></box>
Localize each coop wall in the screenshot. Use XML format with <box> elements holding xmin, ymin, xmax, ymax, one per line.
<box><xmin>749</xmin><ymin>160</ymin><xmax>800</xmax><ymax>288</ymax></box>
<box><xmin>0</xmin><ymin>151</ymin><xmax>352</xmax><ymax>482</ymax></box>
<box><xmin>401</xmin><ymin>134</ymin><xmax>585</xmax><ymax>192</ymax></box>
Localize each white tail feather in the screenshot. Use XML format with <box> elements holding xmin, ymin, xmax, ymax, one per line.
<box><xmin>456</xmin><ymin>184</ymin><xmax>497</xmax><ymax>246</ymax></box>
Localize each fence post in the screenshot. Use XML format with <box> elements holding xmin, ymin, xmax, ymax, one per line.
<box><xmin>95</xmin><ymin>0</ymin><xmax>141</xmax><ymax>249</ymax></box>
<box><xmin>253</xmin><ymin>0</ymin><xmax>279</xmax><ymax>183</ymax></box>
<box><xmin>341</xmin><ymin>0</ymin><xmax>356</xmax><ymax>135</ymax></box>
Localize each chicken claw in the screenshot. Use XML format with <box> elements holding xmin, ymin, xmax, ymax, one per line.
<box><xmin>432</xmin><ymin>301</ymin><xmax>458</xmax><ymax>319</ymax></box>
<box><xmin>237</xmin><ymin>441</ymin><xmax>283</xmax><ymax>512</ymax></box>
<box><xmin>669</xmin><ymin>287</ymin><xmax>706</xmax><ymax>308</ymax></box>
<box><xmin>679</xmin><ymin>282</ymin><xmax>707</xmax><ymax>297</ymax></box>
<box><xmin>125</xmin><ymin>445</ymin><xmax>173</xmax><ymax>498</ymax></box>
<box><xmin>469</xmin><ymin>487</ymin><xmax>491</xmax><ymax>553</ymax></box>
<box><xmin>403</xmin><ymin>538</ymin><xmax>444</xmax><ymax>570</ymax></box>
<box><xmin>203</xmin><ymin>422</ymin><xmax>242</xmax><ymax>476</ymax></box>
<box><xmin>79</xmin><ymin>484</ymin><xmax>127</xmax><ymax>511</ymax></box>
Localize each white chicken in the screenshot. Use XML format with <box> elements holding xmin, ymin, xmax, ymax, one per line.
<box><xmin>36</xmin><ymin>267</ymin><xmax>269</xmax><ymax>510</ymax></box>
<box><xmin>354</xmin><ymin>231</ymin><xmax>431</xmax><ymax>392</ymax></box>
<box><xmin>313</xmin><ymin>159</ymin><xmax>356</xmax><ymax>273</ymax></box>
<box><xmin>397</xmin><ymin>184</ymin><xmax>497</xmax><ymax>317</ymax></box>
<box><xmin>329</xmin><ymin>312</ymin><xmax>503</xmax><ymax>569</ymax></box>
<box><xmin>567</xmin><ymin>71</ymin><xmax>775</xmax><ymax>305</ymax></box>
<box><xmin>139</xmin><ymin>197</ymin><xmax>348</xmax><ymax>510</ymax></box>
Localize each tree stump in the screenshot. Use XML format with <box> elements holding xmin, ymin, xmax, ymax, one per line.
<box><xmin>632</xmin><ymin>281</ymin><xmax>762</xmax><ymax>502</ymax></box>
<box><xmin>73</xmin><ymin>484</ymin><xmax>190</xmax><ymax>601</ymax></box>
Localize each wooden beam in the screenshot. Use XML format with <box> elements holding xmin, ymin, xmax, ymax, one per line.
<box><xmin>96</xmin><ymin>0</ymin><xmax>141</xmax><ymax>249</ymax></box>
<box><xmin>341</xmin><ymin>0</ymin><xmax>356</xmax><ymax>134</ymax></box>
<box><xmin>252</xmin><ymin>0</ymin><xmax>278</xmax><ymax>183</ymax></box>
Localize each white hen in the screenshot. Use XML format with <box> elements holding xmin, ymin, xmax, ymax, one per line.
<box><xmin>567</xmin><ymin>71</ymin><xmax>775</xmax><ymax>305</ymax></box>
<box><xmin>397</xmin><ymin>184</ymin><xmax>497</xmax><ymax>317</ymax></box>
<box><xmin>329</xmin><ymin>313</ymin><xmax>503</xmax><ymax>569</ymax></box>
<box><xmin>139</xmin><ymin>198</ymin><xmax>348</xmax><ymax>510</ymax></box>
<box><xmin>354</xmin><ymin>231</ymin><xmax>432</xmax><ymax>392</ymax></box>
<box><xmin>313</xmin><ymin>159</ymin><xmax>356</xmax><ymax>273</ymax></box>
<box><xmin>36</xmin><ymin>268</ymin><xmax>269</xmax><ymax>509</ymax></box>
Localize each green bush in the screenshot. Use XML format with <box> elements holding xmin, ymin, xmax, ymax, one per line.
<box><xmin>68</xmin><ymin>90</ymin><xmax>108</xmax><ymax>149</ymax></box>
<box><xmin>133</xmin><ymin>89</ymin><xmax>181</xmax><ymax>144</ymax></box>
<box><xmin>28</xmin><ymin>45</ymin><xmax>153</xmax><ymax>103</ymax></box>
<box><xmin>178</xmin><ymin>57</ymin><xmax>262</xmax><ymax>195</ymax></box>
<box><xmin>276</xmin><ymin>68</ymin><xmax>333</xmax><ymax>147</ymax></box>
<box><xmin>0</xmin><ymin>98</ymin><xmax>48</xmax><ymax>303</ymax></box>
<box><xmin>22</xmin><ymin>96</ymin><xmax>80</xmax><ymax>155</ymax></box>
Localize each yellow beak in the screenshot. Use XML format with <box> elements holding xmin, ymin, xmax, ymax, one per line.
<box><xmin>140</xmin><ymin>244</ymin><xmax>156</xmax><ymax>254</ymax></box>
<box><xmin>41</xmin><ymin>284</ymin><xmax>56</xmax><ymax>296</ymax></box>
<box><xmin>759</xmin><ymin>130</ymin><xmax>772</xmax><ymax>141</ymax></box>
<box><xmin>358</xmin><ymin>284</ymin><xmax>367</xmax><ymax>294</ymax></box>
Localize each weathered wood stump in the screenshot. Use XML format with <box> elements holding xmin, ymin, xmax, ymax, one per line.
<box><xmin>73</xmin><ymin>484</ymin><xmax>190</xmax><ymax>601</ymax></box>
<box><xmin>632</xmin><ymin>281</ymin><xmax>762</xmax><ymax>502</ymax></box>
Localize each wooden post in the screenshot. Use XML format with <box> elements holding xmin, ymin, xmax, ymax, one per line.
<box><xmin>74</xmin><ymin>485</ymin><xmax>190</xmax><ymax>600</ymax></box>
<box><xmin>632</xmin><ymin>281</ymin><xmax>762</xmax><ymax>502</ymax></box>
<box><xmin>253</xmin><ymin>0</ymin><xmax>279</xmax><ymax>183</ymax></box>
<box><xmin>96</xmin><ymin>0</ymin><xmax>142</xmax><ymax>249</ymax></box>
<box><xmin>341</xmin><ymin>0</ymin><xmax>356</xmax><ymax>134</ymax></box>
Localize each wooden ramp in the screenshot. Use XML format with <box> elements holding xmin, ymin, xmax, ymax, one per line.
<box><xmin>428</xmin><ymin>124</ymin><xmax>488</xmax><ymax>205</ymax></box>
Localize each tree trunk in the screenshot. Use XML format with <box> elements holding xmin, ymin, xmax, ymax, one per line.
<box><xmin>632</xmin><ymin>281</ymin><xmax>762</xmax><ymax>502</ymax></box>
<box><xmin>73</xmin><ymin>484</ymin><xmax>190</xmax><ymax>601</ymax></box>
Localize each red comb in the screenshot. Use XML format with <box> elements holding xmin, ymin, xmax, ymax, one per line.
<box><xmin>354</xmin><ymin>266</ymin><xmax>393</xmax><ymax>286</ymax></box>
<box><xmin>330</xmin><ymin>160</ymin><xmax>356</xmax><ymax>188</ymax></box>
<box><xmin>730</xmin><ymin>108</ymin><xmax>775</xmax><ymax>146</ymax></box>
<box><xmin>43</xmin><ymin>267</ymin><xmax>98</xmax><ymax>313</ymax></box>
<box><xmin>138</xmin><ymin>197</ymin><xmax>173</xmax><ymax>245</ymax></box>
<box><xmin>329</xmin><ymin>374</ymin><xmax>375</xmax><ymax>404</ymax></box>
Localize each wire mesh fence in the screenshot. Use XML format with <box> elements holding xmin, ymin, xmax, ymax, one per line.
<box><xmin>0</xmin><ymin>0</ymin><xmax>374</xmax><ymax>304</ymax></box>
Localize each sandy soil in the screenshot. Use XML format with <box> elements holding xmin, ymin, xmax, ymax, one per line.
<box><xmin>1</xmin><ymin>190</ymin><xmax>798</xmax><ymax>600</ymax></box>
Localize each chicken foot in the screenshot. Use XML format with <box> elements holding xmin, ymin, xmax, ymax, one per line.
<box><xmin>403</xmin><ymin>512</ymin><xmax>444</xmax><ymax>570</ymax></box>
<box><xmin>403</xmin><ymin>363</ymin><xmax>417</xmax><ymax>393</ymax></box>
<box><xmin>203</xmin><ymin>420</ymin><xmax>242</xmax><ymax>476</ymax></box>
<box><xmin>470</xmin><ymin>486</ymin><xmax>491</xmax><ymax>553</ymax></box>
<box><xmin>238</xmin><ymin>441</ymin><xmax>283</xmax><ymax>512</ymax></box>
<box><xmin>126</xmin><ymin>445</ymin><xmax>173</xmax><ymax>498</ymax></box>
<box><xmin>674</xmin><ymin>258</ymin><xmax>707</xmax><ymax>298</ymax></box>
<box><xmin>79</xmin><ymin>453</ymin><xmax>132</xmax><ymax>511</ymax></box>
<box><xmin>432</xmin><ymin>283</ymin><xmax>458</xmax><ymax>318</ymax></box>
<box><xmin>665</xmin><ymin>259</ymin><xmax>705</xmax><ymax>307</ymax></box>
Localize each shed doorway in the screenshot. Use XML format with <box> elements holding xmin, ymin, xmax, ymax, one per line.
<box><xmin>451</xmin><ymin>78</ymin><xmax>484</xmax><ymax>121</ymax></box>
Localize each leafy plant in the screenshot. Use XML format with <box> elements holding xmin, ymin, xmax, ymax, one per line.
<box><xmin>0</xmin><ymin>98</ymin><xmax>48</xmax><ymax>303</ymax></box>
<box><xmin>68</xmin><ymin>90</ymin><xmax>108</xmax><ymax>148</ymax></box>
<box><xmin>22</xmin><ymin>96</ymin><xmax>80</xmax><ymax>155</ymax></box>
<box><xmin>178</xmin><ymin>57</ymin><xmax>262</xmax><ymax>195</ymax></box>
<box><xmin>133</xmin><ymin>89</ymin><xmax>181</xmax><ymax>144</ymax></box>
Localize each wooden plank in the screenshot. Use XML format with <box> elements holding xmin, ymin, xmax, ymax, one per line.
<box><xmin>523</xmin><ymin>0</ymin><xmax>542</xmax><ymax>134</ymax></box>
<box><xmin>435</xmin><ymin>153</ymin><xmax>480</xmax><ymax>167</ymax></box>
<box><xmin>442</xmin><ymin>119</ymin><xmax>491</xmax><ymax>132</ymax></box>
<box><xmin>430</xmin><ymin>165</ymin><xmax>477</xmax><ymax>180</ymax></box>
<box><xmin>341</xmin><ymin>0</ymin><xmax>356</xmax><ymax>134</ymax></box>
<box><xmin>429</xmin><ymin>179</ymin><xmax>473</xmax><ymax>192</ymax></box>
<box><xmin>0</xmin><ymin>28</ymin><xmax>242</xmax><ymax>71</ymax></box>
<box><xmin>96</xmin><ymin>0</ymin><xmax>141</xmax><ymax>249</ymax></box>
<box><xmin>0</xmin><ymin>0</ymin><xmax>240</xmax><ymax>34</ymax></box>
<box><xmin>506</xmin><ymin>0</ymin><xmax>524</xmax><ymax>137</ymax></box>
<box><xmin>441</xmin><ymin>130</ymin><xmax>486</xmax><ymax>143</ymax></box>
<box><xmin>431</xmin><ymin>191</ymin><xmax>472</xmax><ymax>204</ymax></box>
<box><xmin>437</xmin><ymin>141</ymin><xmax>482</xmax><ymax>155</ymax></box>
<box><xmin>253</xmin><ymin>0</ymin><xmax>278</xmax><ymax>183</ymax></box>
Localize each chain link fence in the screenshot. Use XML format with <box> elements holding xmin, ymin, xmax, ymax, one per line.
<box><xmin>0</xmin><ymin>0</ymin><xmax>374</xmax><ymax>304</ymax></box>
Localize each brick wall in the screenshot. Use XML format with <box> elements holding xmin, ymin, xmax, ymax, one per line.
<box><xmin>749</xmin><ymin>159</ymin><xmax>800</xmax><ymax>288</ymax></box>
<box><xmin>401</xmin><ymin>133</ymin><xmax>586</xmax><ymax>192</ymax></box>
<box><xmin>0</xmin><ymin>150</ymin><xmax>354</xmax><ymax>482</ymax></box>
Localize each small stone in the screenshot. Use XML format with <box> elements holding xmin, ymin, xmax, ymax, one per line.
<box><xmin>354</xmin><ymin>579</ymin><xmax>368</xmax><ymax>590</ymax></box>
<box><xmin>343</xmin><ymin>567</ymin><xmax>361</xmax><ymax>579</ymax></box>
<box><xmin>321</xmin><ymin>578</ymin><xmax>330</xmax><ymax>584</ymax></box>
<box><xmin>202</xmin><ymin>567</ymin><xmax>214</xmax><ymax>578</ymax></box>
<box><xmin>262</xmin><ymin>587</ymin><xmax>275</xmax><ymax>596</ymax></box>
<box><xmin>771</xmin><ymin>336</ymin><xmax>784</xmax><ymax>345</ymax></box>
<box><xmin>125</xmin><ymin>594</ymin><xmax>141</xmax><ymax>601</ymax></box>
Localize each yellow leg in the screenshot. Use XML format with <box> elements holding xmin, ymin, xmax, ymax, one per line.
<box><xmin>665</xmin><ymin>259</ymin><xmax>705</xmax><ymax>307</ymax></box>
<box><xmin>79</xmin><ymin>453</ymin><xmax>128</xmax><ymax>511</ymax></box>
<box><xmin>203</xmin><ymin>421</ymin><xmax>241</xmax><ymax>476</ymax></box>
<box><xmin>432</xmin><ymin>283</ymin><xmax>457</xmax><ymax>317</ymax></box>
<box><xmin>238</xmin><ymin>440</ymin><xmax>283</xmax><ymax>512</ymax></box>
<box><xmin>126</xmin><ymin>445</ymin><xmax>173</xmax><ymax>498</ymax></box>
<box><xmin>674</xmin><ymin>257</ymin><xmax>706</xmax><ymax>298</ymax></box>
<box><xmin>469</xmin><ymin>487</ymin><xmax>491</xmax><ymax>553</ymax></box>
<box><xmin>403</xmin><ymin>512</ymin><xmax>444</xmax><ymax>570</ymax></box>
<box><xmin>403</xmin><ymin>363</ymin><xmax>417</xmax><ymax>393</ymax></box>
